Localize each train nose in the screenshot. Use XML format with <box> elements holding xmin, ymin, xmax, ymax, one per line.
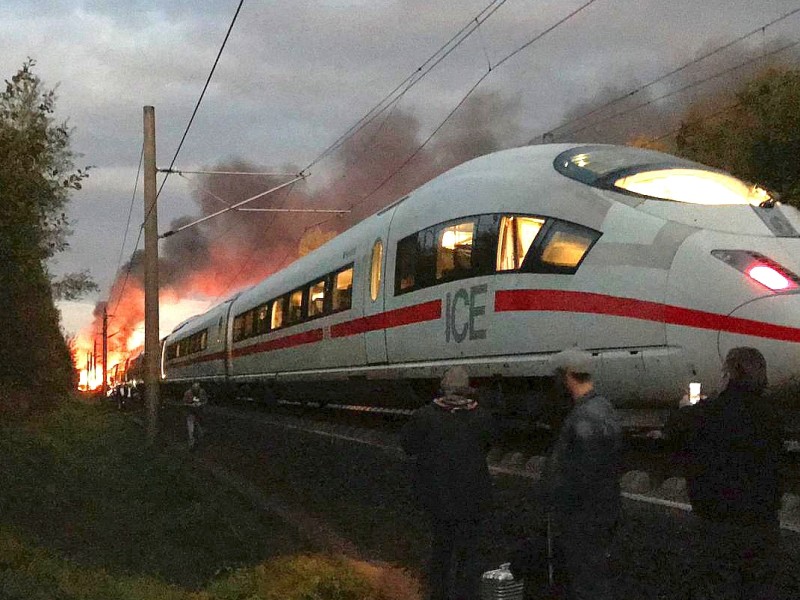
<box><xmin>720</xmin><ymin>293</ymin><xmax>800</xmax><ymax>388</ymax></box>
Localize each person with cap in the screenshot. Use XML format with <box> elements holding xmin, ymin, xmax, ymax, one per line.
<box><xmin>665</xmin><ymin>347</ymin><xmax>784</xmax><ymax>599</ymax></box>
<box><xmin>401</xmin><ymin>365</ymin><xmax>495</xmax><ymax>600</ymax></box>
<box><xmin>542</xmin><ymin>348</ymin><xmax>622</xmax><ymax>600</ymax></box>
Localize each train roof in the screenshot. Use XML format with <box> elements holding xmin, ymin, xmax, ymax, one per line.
<box><xmin>206</xmin><ymin>143</ymin><xmax>796</xmax><ymax>318</ymax></box>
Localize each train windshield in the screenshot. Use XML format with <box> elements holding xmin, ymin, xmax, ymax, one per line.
<box><xmin>555</xmin><ymin>145</ymin><xmax>773</xmax><ymax>206</ymax></box>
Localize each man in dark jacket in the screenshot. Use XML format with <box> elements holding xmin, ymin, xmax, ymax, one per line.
<box><xmin>544</xmin><ymin>348</ymin><xmax>622</xmax><ymax>600</ymax></box>
<box><xmin>666</xmin><ymin>347</ymin><xmax>784</xmax><ymax>599</ymax></box>
<box><xmin>401</xmin><ymin>366</ymin><xmax>494</xmax><ymax>600</ymax></box>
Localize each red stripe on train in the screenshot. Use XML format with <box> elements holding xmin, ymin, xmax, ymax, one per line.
<box><xmin>330</xmin><ymin>300</ymin><xmax>442</xmax><ymax>338</ymax></box>
<box><xmin>232</xmin><ymin>328</ymin><xmax>324</xmax><ymax>358</ymax></box>
<box><xmin>495</xmin><ymin>289</ymin><xmax>800</xmax><ymax>343</ymax></box>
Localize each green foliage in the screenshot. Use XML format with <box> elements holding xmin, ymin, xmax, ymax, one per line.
<box><xmin>0</xmin><ymin>403</ymin><xmax>417</xmax><ymax>599</ymax></box>
<box><xmin>208</xmin><ymin>555</ymin><xmax>375</xmax><ymax>600</ymax></box>
<box><xmin>675</xmin><ymin>67</ymin><xmax>800</xmax><ymax>207</ymax></box>
<box><xmin>51</xmin><ymin>270</ymin><xmax>100</xmax><ymax>301</ymax></box>
<box><xmin>0</xmin><ymin>59</ymin><xmax>91</xmax><ymax>407</ymax></box>
<box><xmin>0</xmin><ymin>59</ymin><xmax>89</xmax><ymax>259</ymax></box>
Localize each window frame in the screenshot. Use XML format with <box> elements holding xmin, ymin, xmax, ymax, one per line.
<box><xmin>331</xmin><ymin>263</ymin><xmax>354</xmax><ymax>314</ymax></box>
<box><xmin>306</xmin><ymin>278</ymin><xmax>327</xmax><ymax>320</ymax></box>
<box><xmin>520</xmin><ymin>219</ymin><xmax>601</xmax><ymax>274</ymax></box>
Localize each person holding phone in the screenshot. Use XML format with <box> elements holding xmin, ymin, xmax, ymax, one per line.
<box><xmin>665</xmin><ymin>347</ymin><xmax>785</xmax><ymax>599</ymax></box>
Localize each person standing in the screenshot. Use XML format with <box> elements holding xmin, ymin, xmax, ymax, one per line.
<box><xmin>183</xmin><ymin>382</ymin><xmax>208</xmax><ymax>450</ymax></box>
<box><xmin>543</xmin><ymin>348</ymin><xmax>622</xmax><ymax>600</ymax></box>
<box><xmin>401</xmin><ymin>366</ymin><xmax>494</xmax><ymax>600</ymax></box>
<box><xmin>666</xmin><ymin>347</ymin><xmax>784</xmax><ymax>599</ymax></box>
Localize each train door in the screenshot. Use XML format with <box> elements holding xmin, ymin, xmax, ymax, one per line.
<box><xmin>364</xmin><ymin>236</ymin><xmax>388</xmax><ymax>363</ymax></box>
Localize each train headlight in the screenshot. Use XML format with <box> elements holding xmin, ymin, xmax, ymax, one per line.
<box><xmin>712</xmin><ymin>250</ymin><xmax>800</xmax><ymax>292</ymax></box>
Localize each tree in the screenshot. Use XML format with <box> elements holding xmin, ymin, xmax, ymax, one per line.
<box><xmin>673</xmin><ymin>67</ymin><xmax>800</xmax><ymax>207</ymax></box>
<box><xmin>0</xmin><ymin>60</ymin><xmax>90</xmax><ymax>411</ymax></box>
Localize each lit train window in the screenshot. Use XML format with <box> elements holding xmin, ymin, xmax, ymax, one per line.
<box><xmin>613</xmin><ymin>169</ymin><xmax>771</xmax><ymax>205</ymax></box>
<box><xmin>370</xmin><ymin>240</ymin><xmax>383</xmax><ymax>301</ymax></box>
<box><xmin>332</xmin><ymin>266</ymin><xmax>353</xmax><ymax>312</ymax></box>
<box><xmin>538</xmin><ymin>221</ymin><xmax>600</xmax><ymax>271</ymax></box>
<box><xmin>271</xmin><ymin>297</ymin><xmax>286</xmax><ymax>329</ymax></box>
<box><xmin>288</xmin><ymin>289</ymin><xmax>304</xmax><ymax>325</ymax></box>
<box><xmin>436</xmin><ymin>221</ymin><xmax>475</xmax><ymax>281</ymax></box>
<box><xmin>497</xmin><ymin>216</ymin><xmax>545</xmax><ymax>271</ymax></box>
<box><xmin>308</xmin><ymin>279</ymin><xmax>326</xmax><ymax>318</ymax></box>
<box><xmin>554</xmin><ymin>145</ymin><xmax>774</xmax><ymax>206</ymax></box>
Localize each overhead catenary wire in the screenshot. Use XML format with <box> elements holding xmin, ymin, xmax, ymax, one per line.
<box><xmin>205</xmin><ymin>182</ymin><xmax>303</xmax><ymax>307</ymax></box>
<box><xmin>147</xmin><ymin>0</ymin><xmax>245</xmax><ymax>223</ymax></box>
<box><xmin>302</xmin><ymin>0</ymin><xmax>511</xmax><ymax>173</ymax></box>
<box><xmin>177</xmin><ymin>172</ymin><xmax>348</xmax><ymax>214</ymax></box>
<box><xmin>159</xmin><ymin>174</ymin><xmax>307</xmax><ymax>238</ymax></box>
<box><xmin>160</xmin><ymin>168</ymin><xmax>297</xmax><ymax>176</ymax></box>
<box><xmin>308</xmin><ymin>0</ymin><xmax>602</xmax><ymax>230</ymax></box>
<box><xmin>565</xmin><ymin>37</ymin><xmax>800</xmax><ymax>139</ymax></box>
<box><xmin>202</xmin><ymin>0</ymin><xmax>513</xmax><ymax>299</ymax></box>
<box><xmin>648</xmin><ymin>100</ymin><xmax>742</xmax><ymax>144</ymax></box>
<box><xmin>114</xmin><ymin>144</ymin><xmax>144</xmax><ymax>282</ymax></box>
<box><xmin>543</xmin><ymin>4</ymin><xmax>800</xmax><ymax>140</ymax></box>
<box><xmin>107</xmin><ymin>0</ymin><xmax>246</xmax><ymax>320</ymax></box>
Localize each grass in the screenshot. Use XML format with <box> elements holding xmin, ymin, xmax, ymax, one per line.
<box><xmin>0</xmin><ymin>399</ymin><xmax>421</xmax><ymax>599</ymax></box>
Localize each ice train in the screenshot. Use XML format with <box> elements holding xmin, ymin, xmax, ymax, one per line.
<box><xmin>160</xmin><ymin>144</ymin><xmax>800</xmax><ymax>424</ymax></box>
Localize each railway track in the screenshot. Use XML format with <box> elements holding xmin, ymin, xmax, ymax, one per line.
<box><xmin>207</xmin><ymin>403</ymin><xmax>800</xmax><ymax>532</ymax></box>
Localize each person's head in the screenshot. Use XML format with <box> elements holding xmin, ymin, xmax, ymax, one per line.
<box><xmin>722</xmin><ymin>347</ymin><xmax>768</xmax><ymax>393</ymax></box>
<box><xmin>549</xmin><ymin>348</ymin><xmax>595</xmax><ymax>400</ymax></box>
<box><xmin>440</xmin><ymin>366</ymin><xmax>474</xmax><ymax>397</ymax></box>
<box><xmin>192</xmin><ymin>382</ymin><xmax>201</xmax><ymax>393</ymax></box>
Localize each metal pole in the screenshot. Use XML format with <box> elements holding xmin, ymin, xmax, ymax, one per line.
<box><xmin>143</xmin><ymin>106</ymin><xmax>160</xmax><ymax>444</ymax></box>
<box><xmin>102</xmin><ymin>306</ymin><xmax>108</xmax><ymax>397</ymax></box>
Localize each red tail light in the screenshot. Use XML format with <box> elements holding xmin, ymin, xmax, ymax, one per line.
<box><xmin>712</xmin><ymin>250</ymin><xmax>800</xmax><ymax>292</ymax></box>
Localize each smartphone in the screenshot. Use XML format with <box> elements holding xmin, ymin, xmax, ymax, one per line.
<box><xmin>689</xmin><ymin>382</ymin><xmax>701</xmax><ymax>404</ymax></box>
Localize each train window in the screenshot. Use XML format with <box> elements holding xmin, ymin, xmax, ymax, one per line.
<box><xmin>217</xmin><ymin>317</ymin><xmax>224</xmax><ymax>343</ymax></box>
<box><xmin>288</xmin><ymin>289</ymin><xmax>304</xmax><ymax>325</ymax></box>
<box><xmin>332</xmin><ymin>266</ymin><xmax>353</xmax><ymax>312</ymax></box>
<box><xmin>370</xmin><ymin>240</ymin><xmax>383</xmax><ymax>301</ymax></box>
<box><xmin>395</xmin><ymin>235</ymin><xmax>417</xmax><ymax>293</ymax></box>
<box><xmin>308</xmin><ymin>279</ymin><xmax>326</xmax><ymax>318</ymax></box>
<box><xmin>613</xmin><ymin>169</ymin><xmax>773</xmax><ymax>205</ymax></box>
<box><xmin>436</xmin><ymin>221</ymin><xmax>475</xmax><ymax>281</ymax></box>
<box><xmin>554</xmin><ymin>146</ymin><xmax>775</xmax><ymax>206</ymax></box>
<box><xmin>271</xmin><ymin>296</ymin><xmax>286</xmax><ymax>329</ymax></box>
<box><xmin>497</xmin><ymin>216</ymin><xmax>545</xmax><ymax>271</ymax></box>
<box><xmin>232</xmin><ymin>314</ymin><xmax>245</xmax><ymax>342</ymax></box>
<box><xmin>199</xmin><ymin>330</ymin><xmax>208</xmax><ymax>351</ymax></box>
<box><xmin>242</xmin><ymin>310</ymin><xmax>255</xmax><ymax>339</ymax></box>
<box><xmin>535</xmin><ymin>221</ymin><xmax>600</xmax><ymax>272</ymax></box>
<box><xmin>256</xmin><ymin>303</ymin><xmax>270</xmax><ymax>335</ymax></box>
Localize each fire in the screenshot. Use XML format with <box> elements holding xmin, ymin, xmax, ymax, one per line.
<box><xmin>72</xmin><ymin>288</ymin><xmax>213</xmax><ymax>391</ymax></box>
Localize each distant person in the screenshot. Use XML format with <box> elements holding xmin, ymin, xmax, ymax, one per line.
<box><xmin>666</xmin><ymin>347</ymin><xmax>784</xmax><ymax>599</ymax></box>
<box><xmin>183</xmin><ymin>382</ymin><xmax>208</xmax><ymax>450</ymax></box>
<box><xmin>543</xmin><ymin>348</ymin><xmax>622</xmax><ymax>600</ymax></box>
<box><xmin>401</xmin><ymin>366</ymin><xmax>494</xmax><ymax>600</ymax></box>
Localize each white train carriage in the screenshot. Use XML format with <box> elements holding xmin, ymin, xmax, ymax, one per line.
<box><xmin>161</xmin><ymin>298</ymin><xmax>235</xmax><ymax>388</ymax></box>
<box><xmin>161</xmin><ymin>144</ymin><xmax>800</xmax><ymax>419</ymax></box>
